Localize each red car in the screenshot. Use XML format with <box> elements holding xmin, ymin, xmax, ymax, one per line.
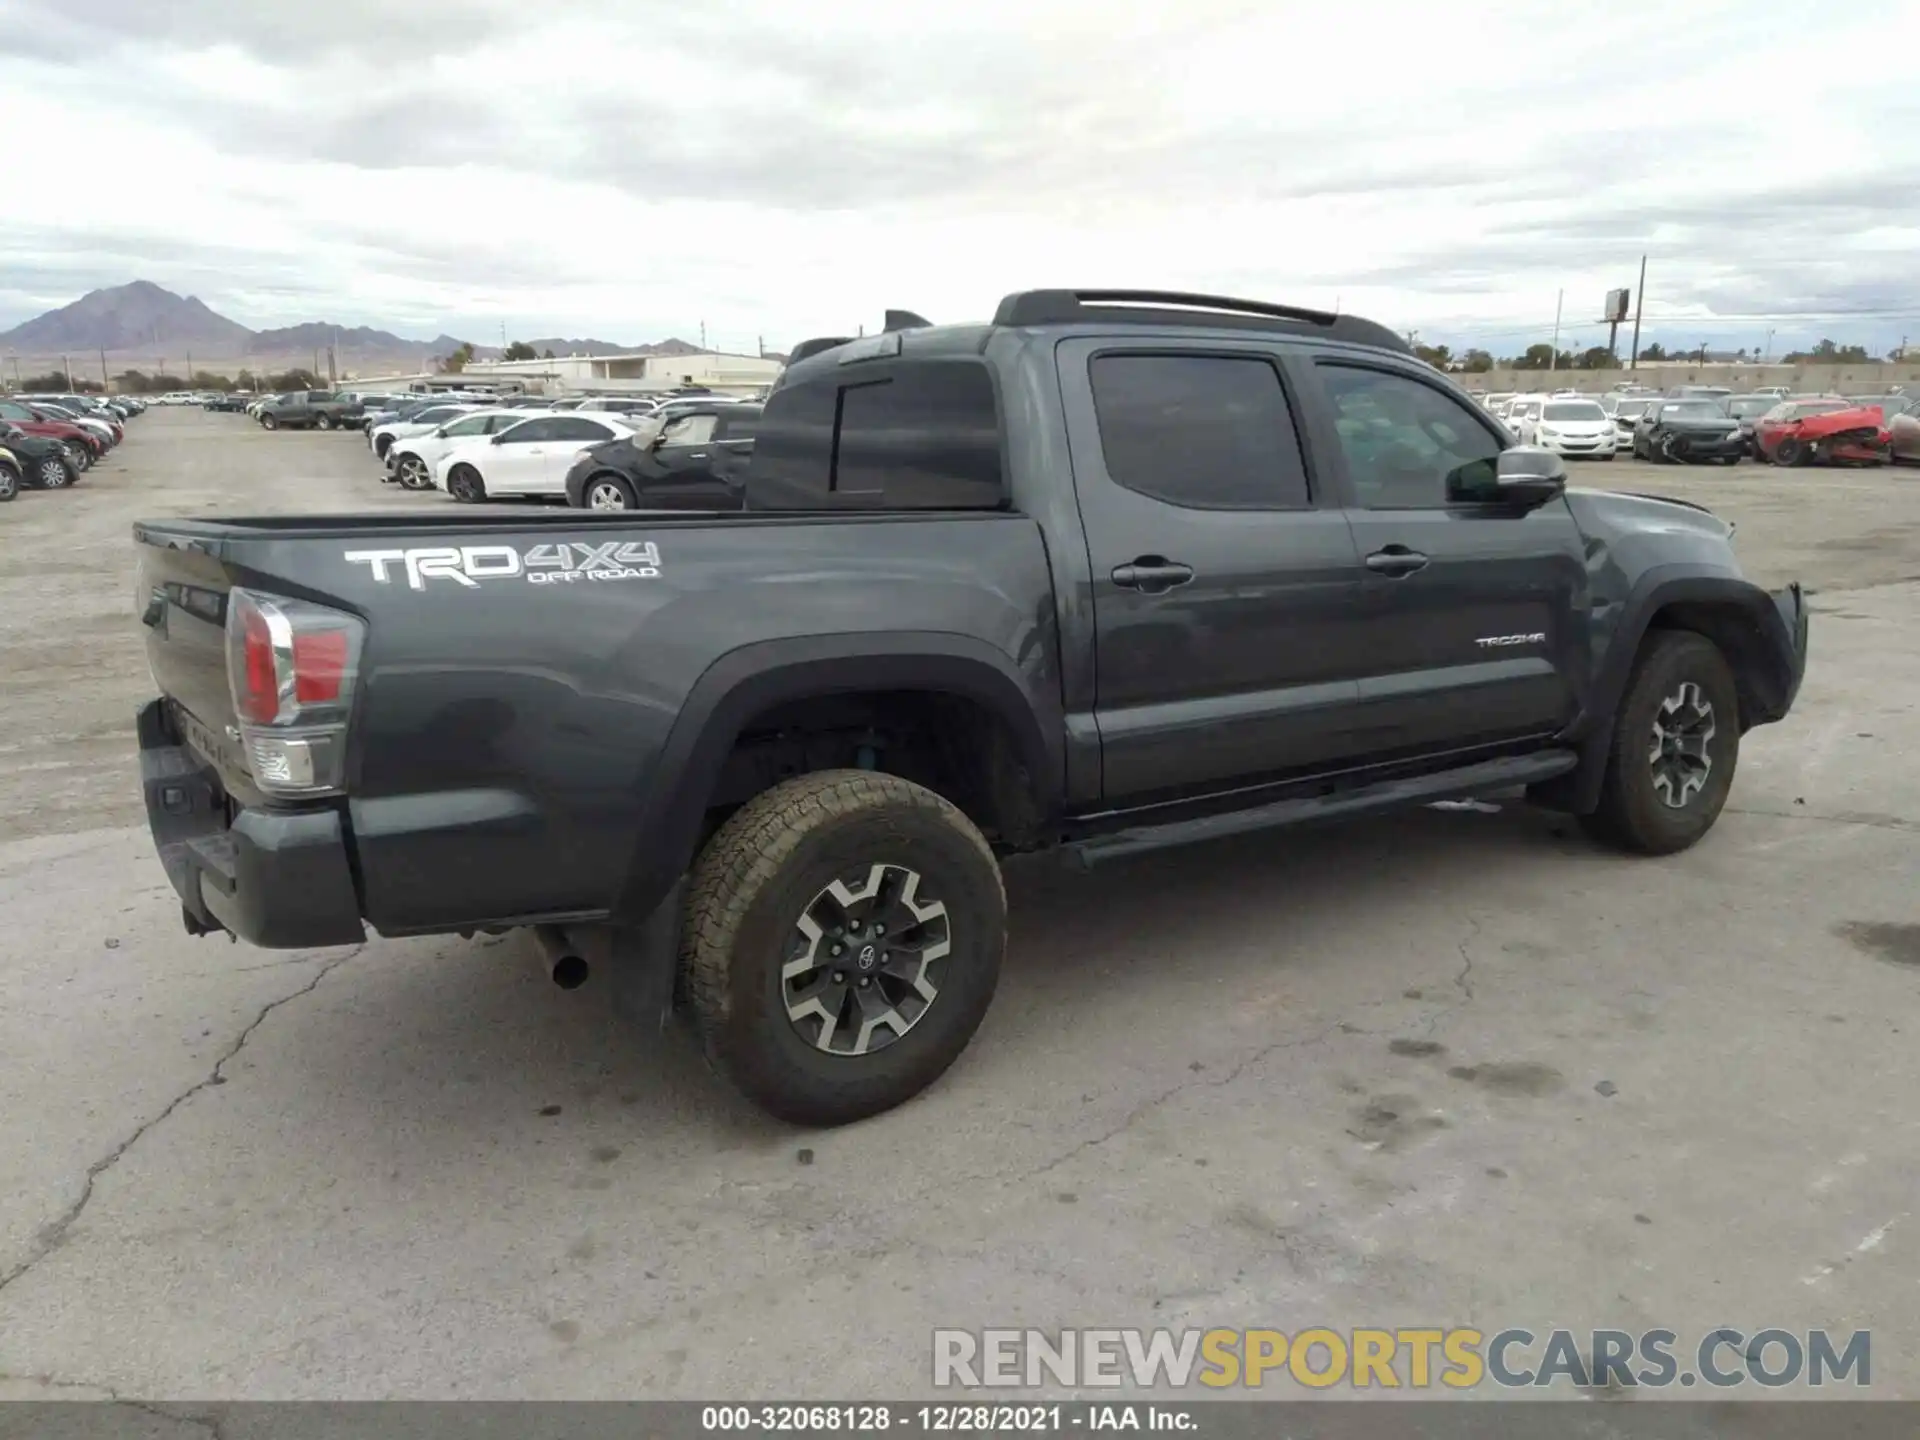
<box><xmin>0</xmin><ymin>399</ymin><xmax>103</xmax><ymax>468</ymax></box>
<box><xmin>1754</xmin><ymin>398</ymin><xmax>1891</xmax><ymax>467</ymax></box>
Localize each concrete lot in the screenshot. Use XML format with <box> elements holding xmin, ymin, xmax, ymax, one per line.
<box><xmin>1</xmin><ymin>409</ymin><xmax>1917</xmax><ymax>1401</ymax></box>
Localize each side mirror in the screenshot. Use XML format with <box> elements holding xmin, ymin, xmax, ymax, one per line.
<box><xmin>1493</xmin><ymin>447</ymin><xmax>1567</xmax><ymax>507</ymax></box>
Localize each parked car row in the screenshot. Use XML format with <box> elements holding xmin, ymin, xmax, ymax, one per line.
<box><xmin>1478</xmin><ymin>386</ymin><xmax>1918</xmax><ymax>467</ymax></box>
<box><xmin>350</xmin><ymin>391</ymin><xmax>761</xmax><ymax>509</ymax></box>
<box><xmin>0</xmin><ymin>391</ymin><xmax>144</xmax><ymax>500</ymax></box>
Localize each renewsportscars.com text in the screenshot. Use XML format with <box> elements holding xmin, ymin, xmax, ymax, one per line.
<box><xmin>933</xmin><ymin>1327</ymin><xmax>1871</xmax><ymax>1390</ymax></box>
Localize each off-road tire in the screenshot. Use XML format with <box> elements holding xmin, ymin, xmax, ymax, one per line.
<box><xmin>682</xmin><ymin>770</ymin><xmax>1006</xmax><ymax>1126</ymax></box>
<box><xmin>1579</xmin><ymin>630</ymin><xmax>1740</xmax><ymax>855</ymax></box>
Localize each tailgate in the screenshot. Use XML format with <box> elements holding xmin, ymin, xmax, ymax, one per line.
<box><xmin>134</xmin><ymin>530</ymin><xmax>257</xmax><ymax>801</ymax></box>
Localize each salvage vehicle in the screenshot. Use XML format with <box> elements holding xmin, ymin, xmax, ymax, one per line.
<box><xmin>0</xmin><ymin>422</ymin><xmax>80</xmax><ymax>489</ymax></box>
<box><xmin>1890</xmin><ymin>411</ymin><xmax>1920</xmax><ymax>465</ymax></box>
<box><xmin>1631</xmin><ymin>399</ymin><xmax>1746</xmax><ymax>464</ymax></box>
<box><xmin>367</xmin><ymin>402</ymin><xmax>482</xmax><ymax>461</ymax></box>
<box><xmin>386</xmin><ymin>408</ymin><xmax>546</xmax><ymax>489</ymax></box>
<box><xmin>1505</xmin><ymin>396</ymin><xmax>1615</xmax><ymax>460</ymax></box>
<box><xmin>257</xmin><ymin>391</ymin><xmax>364</xmax><ymax>432</ymax></box>
<box><xmin>1753</xmin><ymin>399</ymin><xmax>1890</xmax><ymax>467</ymax></box>
<box><xmin>26</xmin><ymin>400</ymin><xmax>118</xmax><ymax>450</ymax></box>
<box><xmin>131</xmin><ymin>287</ymin><xmax>1809</xmax><ymax>1126</ymax></box>
<box><xmin>564</xmin><ymin>402</ymin><xmax>760</xmax><ymax>510</ymax></box>
<box><xmin>0</xmin><ymin>399</ymin><xmax>99</xmax><ymax>470</ymax></box>
<box><xmin>434</xmin><ymin>412</ymin><xmax>639</xmax><ymax>502</ymax></box>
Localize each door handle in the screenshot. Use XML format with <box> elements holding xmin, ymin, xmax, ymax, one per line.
<box><xmin>1111</xmin><ymin>557</ymin><xmax>1195</xmax><ymax>593</ymax></box>
<box><xmin>1365</xmin><ymin>546</ymin><xmax>1430</xmax><ymax>577</ymax></box>
<box><xmin>687</xmin><ymin>452</ymin><xmax>709</xmax><ymax>460</ymax></box>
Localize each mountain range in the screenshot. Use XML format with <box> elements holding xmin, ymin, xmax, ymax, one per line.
<box><xmin>0</xmin><ymin>281</ymin><xmax>706</xmax><ymax>375</ymax></box>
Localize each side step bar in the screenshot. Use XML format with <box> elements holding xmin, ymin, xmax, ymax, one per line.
<box><xmin>1066</xmin><ymin>750</ymin><xmax>1579</xmax><ymax>868</ymax></box>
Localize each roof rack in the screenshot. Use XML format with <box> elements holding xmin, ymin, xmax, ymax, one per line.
<box><xmin>991</xmin><ymin>288</ymin><xmax>1411</xmax><ymax>354</ymax></box>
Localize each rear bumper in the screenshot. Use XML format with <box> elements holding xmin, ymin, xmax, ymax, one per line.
<box><xmin>137</xmin><ymin>699</ymin><xmax>365</xmax><ymax>949</ymax></box>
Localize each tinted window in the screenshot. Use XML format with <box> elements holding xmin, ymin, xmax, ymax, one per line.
<box><xmin>834</xmin><ymin>361</ymin><xmax>1002</xmax><ymax>505</ymax></box>
<box><xmin>498</xmin><ymin>418</ymin><xmax>557</xmax><ymax>443</ymax></box>
<box><xmin>551</xmin><ymin>417</ymin><xmax>616</xmax><ymax>441</ymax></box>
<box><xmin>1088</xmin><ymin>353</ymin><xmax>1309</xmax><ymax>510</ymax></box>
<box><xmin>1319</xmin><ymin>365</ymin><xmax>1502</xmax><ymax>508</ymax></box>
<box><xmin>752</xmin><ymin>377</ymin><xmax>838</xmax><ymax>503</ymax></box>
<box><xmin>442</xmin><ymin>415</ymin><xmax>495</xmax><ymax>437</ymax></box>
<box><xmin>714</xmin><ymin>409</ymin><xmax>759</xmax><ymax>441</ymax></box>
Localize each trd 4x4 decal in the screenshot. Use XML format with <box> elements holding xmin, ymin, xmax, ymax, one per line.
<box><xmin>345</xmin><ymin>541</ymin><xmax>662</xmax><ymax>590</ymax></box>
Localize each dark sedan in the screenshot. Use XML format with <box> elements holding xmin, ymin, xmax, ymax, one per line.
<box><xmin>563</xmin><ymin>403</ymin><xmax>760</xmax><ymax>510</ymax></box>
<box><xmin>1632</xmin><ymin>399</ymin><xmax>1746</xmax><ymax>464</ymax></box>
<box><xmin>0</xmin><ymin>422</ymin><xmax>81</xmax><ymax>488</ymax></box>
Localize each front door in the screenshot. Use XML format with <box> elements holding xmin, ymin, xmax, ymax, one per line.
<box><xmin>1056</xmin><ymin>339</ymin><xmax>1371</xmax><ymax>807</ymax></box>
<box><xmin>1297</xmin><ymin>357</ymin><xmax>1589</xmax><ymax>758</ymax></box>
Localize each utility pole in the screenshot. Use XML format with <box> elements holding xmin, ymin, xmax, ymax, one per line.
<box><xmin>186</xmin><ymin>350</ymin><xmax>193</xmax><ymax>384</ymax></box>
<box><xmin>1628</xmin><ymin>254</ymin><xmax>1647</xmax><ymax>371</ymax></box>
<box><xmin>1549</xmin><ymin>290</ymin><xmax>1563</xmax><ymax>372</ymax></box>
<box><xmin>63</xmin><ymin>354</ymin><xmax>73</xmax><ymax>390</ymax></box>
<box><xmin>99</xmin><ymin>348</ymin><xmax>108</xmax><ymax>389</ymax></box>
<box><xmin>700</xmin><ymin>320</ymin><xmax>707</xmax><ymax>350</ymax></box>
<box><xmin>1764</xmin><ymin>328</ymin><xmax>1775</xmax><ymax>364</ymax></box>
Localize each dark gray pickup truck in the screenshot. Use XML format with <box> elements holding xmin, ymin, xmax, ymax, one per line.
<box><xmin>133</xmin><ymin>288</ymin><xmax>1808</xmax><ymax>1125</ymax></box>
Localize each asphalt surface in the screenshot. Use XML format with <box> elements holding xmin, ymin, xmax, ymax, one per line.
<box><xmin>1</xmin><ymin>409</ymin><xmax>1917</xmax><ymax>1402</ymax></box>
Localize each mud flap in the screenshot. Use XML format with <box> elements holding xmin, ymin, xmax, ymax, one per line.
<box><xmin>604</xmin><ymin>877</ymin><xmax>685</xmax><ymax>1031</ymax></box>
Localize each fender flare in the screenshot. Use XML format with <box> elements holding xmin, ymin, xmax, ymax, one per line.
<box><xmin>1555</xmin><ymin>567</ymin><xmax>1796</xmax><ymax>812</ymax></box>
<box><xmin>611</xmin><ymin>632</ymin><xmax>1065</xmax><ymax>921</ymax></box>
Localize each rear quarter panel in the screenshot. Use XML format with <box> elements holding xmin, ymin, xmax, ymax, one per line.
<box><xmin>283</xmin><ymin>515</ymin><xmax>1060</xmax><ymax>933</ymax></box>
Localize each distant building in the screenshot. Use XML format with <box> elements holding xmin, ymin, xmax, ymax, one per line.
<box><xmin>456</xmin><ymin>349</ymin><xmax>782</xmax><ymax>396</ymax></box>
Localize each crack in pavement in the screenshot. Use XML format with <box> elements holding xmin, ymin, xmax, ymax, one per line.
<box><xmin>1419</xmin><ymin>914</ymin><xmax>1481</xmax><ymax>1038</ymax></box>
<box><xmin>1727</xmin><ymin>807</ymin><xmax>1919</xmax><ymax>835</ymax></box>
<box><xmin>0</xmin><ymin>944</ymin><xmax>365</xmax><ymax>1300</ymax></box>
<box><xmin>1013</xmin><ymin>1017</ymin><xmax>1355</xmax><ymax>1185</ymax></box>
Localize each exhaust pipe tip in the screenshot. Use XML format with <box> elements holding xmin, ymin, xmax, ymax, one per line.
<box><xmin>534</xmin><ymin>924</ymin><xmax>591</xmax><ymax>990</ymax></box>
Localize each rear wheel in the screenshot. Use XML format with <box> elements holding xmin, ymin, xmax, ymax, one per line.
<box><xmin>0</xmin><ymin>462</ymin><xmax>17</xmax><ymax>501</ymax></box>
<box><xmin>446</xmin><ymin>464</ymin><xmax>486</xmax><ymax>503</ymax></box>
<box><xmin>682</xmin><ymin>771</ymin><xmax>1006</xmax><ymax>1126</ymax></box>
<box><xmin>261</xmin><ymin>413</ymin><xmax>279</xmax><ymax>431</ymax></box>
<box><xmin>582</xmin><ymin>473</ymin><xmax>639</xmax><ymax>510</ymax></box>
<box><xmin>36</xmin><ymin>456</ymin><xmax>73</xmax><ymax>489</ymax></box>
<box><xmin>64</xmin><ymin>443</ymin><xmax>92</xmax><ymax>472</ymax></box>
<box><xmin>315</xmin><ymin>413</ymin><xmax>333</xmax><ymax>431</ymax></box>
<box><xmin>1579</xmin><ymin>630</ymin><xmax>1740</xmax><ymax>855</ymax></box>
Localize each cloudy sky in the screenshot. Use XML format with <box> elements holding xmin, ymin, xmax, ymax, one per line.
<box><xmin>1</xmin><ymin>0</ymin><xmax>1915</xmax><ymax>357</ymax></box>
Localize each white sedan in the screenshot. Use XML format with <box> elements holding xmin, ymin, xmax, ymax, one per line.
<box><xmin>387</xmin><ymin>408</ymin><xmax>555</xmax><ymax>489</ymax></box>
<box><xmin>1510</xmin><ymin>397</ymin><xmax>1617</xmax><ymax>459</ymax></box>
<box><xmin>433</xmin><ymin>412</ymin><xmax>638</xmax><ymax>502</ymax></box>
<box><xmin>368</xmin><ymin>403</ymin><xmax>485</xmax><ymax>462</ymax></box>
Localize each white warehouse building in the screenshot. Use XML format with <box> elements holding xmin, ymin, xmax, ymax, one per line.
<box><xmin>456</xmin><ymin>349</ymin><xmax>783</xmax><ymax>397</ymax></box>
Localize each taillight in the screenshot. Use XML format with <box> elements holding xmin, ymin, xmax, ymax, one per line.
<box><xmin>224</xmin><ymin>588</ymin><xmax>366</xmax><ymax>798</ymax></box>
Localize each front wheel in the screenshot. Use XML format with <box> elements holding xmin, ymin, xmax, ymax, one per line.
<box><xmin>36</xmin><ymin>456</ymin><xmax>73</xmax><ymax>489</ymax></box>
<box><xmin>64</xmin><ymin>444</ymin><xmax>92</xmax><ymax>472</ymax></box>
<box><xmin>446</xmin><ymin>464</ymin><xmax>486</xmax><ymax>503</ymax></box>
<box><xmin>682</xmin><ymin>771</ymin><xmax>1007</xmax><ymax>1126</ymax></box>
<box><xmin>315</xmin><ymin>413</ymin><xmax>333</xmax><ymax>431</ymax></box>
<box><xmin>395</xmin><ymin>454</ymin><xmax>432</xmax><ymax>489</ymax></box>
<box><xmin>261</xmin><ymin>414</ymin><xmax>279</xmax><ymax>431</ymax></box>
<box><xmin>0</xmin><ymin>463</ymin><xmax>18</xmax><ymax>501</ymax></box>
<box><xmin>1579</xmin><ymin>631</ymin><xmax>1740</xmax><ymax>856</ymax></box>
<box><xmin>1772</xmin><ymin>437</ymin><xmax>1804</xmax><ymax>466</ymax></box>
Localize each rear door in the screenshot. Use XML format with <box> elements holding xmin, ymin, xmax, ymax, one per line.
<box><xmin>1056</xmin><ymin>339</ymin><xmax>1370</xmax><ymax>805</ymax></box>
<box><xmin>1297</xmin><ymin>357</ymin><xmax>1588</xmax><ymax>757</ymax></box>
<box><xmin>533</xmin><ymin>417</ymin><xmax>626</xmax><ymax>495</ymax></box>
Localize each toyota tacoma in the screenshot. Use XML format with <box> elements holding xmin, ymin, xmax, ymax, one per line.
<box><xmin>132</xmin><ymin>288</ymin><xmax>1808</xmax><ymax>1125</ymax></box>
